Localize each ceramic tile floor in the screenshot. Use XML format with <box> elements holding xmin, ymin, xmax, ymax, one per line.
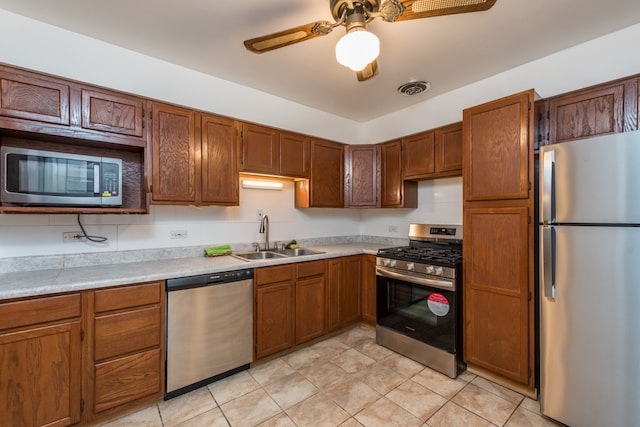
<box><xmin>101</xmin><ymin>324</ymin><xmax>561</xmax><ymax>427</ymax></box>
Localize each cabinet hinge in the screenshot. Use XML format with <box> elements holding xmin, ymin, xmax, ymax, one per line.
<box><xmin>528</xmin><ymin>101</ymin><xmax>532</xmax><ymax>110</ymax></box>
<box><xmin>528</xmin><ymin>291</ymin><xmax>532</xmax><ymax>301</ymax></box>
<box><xmin>528</xmin><ymin>216</ymin><xmax>531</xmax><ymax>224</ymax></box>
<box><xmin>149</xmin><ymin>110</ymin><xmax>152</xmax><ymax>120</ymax></box>
<box><xmin>80</xmin><ymin>329</ymin><xmax>84</xmax><ymax>341</ymax></box>
<box><xmin>80</xmin><ymin>398</ymin><xmax>85</xmax><ymax>413</ymax></box>
<box><xmin>528</xmin><ymin>181</ymin><xmax>531</xmax><ymax>190</ymax></box>
<box><xmin>142</xmin><ymin>105</ymin><xmax>145</xmax><ymax>128</ymax></box>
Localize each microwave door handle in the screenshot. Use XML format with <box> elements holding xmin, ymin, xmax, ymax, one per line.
<box><xmin>541</xmin><ymin>149</ymin><xmax>556</xmax><ymax>223</ymax></box>
<box><xmin>94</xmin><ymin>164</ymin><xmax>100</xmax><ymax>194</ymax></box>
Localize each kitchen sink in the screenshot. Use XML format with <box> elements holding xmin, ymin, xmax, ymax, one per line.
<box><xmin>232</xmin><ymin>248</ymin><xmax>325</xmax><ymax>261</ymax></box>
<box><xmin>274</xmin><ymin>248</ymin><xmax>325</xmax><ymax>257</ymax></box>
<box><xmin>232</xmin><ymin>251</ymin><xmax>288</xmax><ymax>260</ymax></box>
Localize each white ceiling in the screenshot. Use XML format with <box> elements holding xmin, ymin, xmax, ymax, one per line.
<box><xmin>1</xmin><ymin>0</ymin><xmax>639</xmax><ymax>122</ymax></box>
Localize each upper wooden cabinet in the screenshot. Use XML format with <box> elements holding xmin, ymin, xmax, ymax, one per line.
<box><xmin>150</xmin><ymin>102</ymin><xmax>239</xmax><ymax>206</ymax></box>
<box><xmin>402</xmin><ymin>123</ymin><xmax>463</xmax><ymax>180</ymax></box>
<box><xmin>0</xmin><ymin>66</ymin><xmax>70</xmax><ymax>126</ymax></box>
<box><xmin>536</xmin><ymin>75</ymin><xmax>639</xmax><ymax>149</ymax></box>
<box><xmin>241</xmin><ymin>123</ymin><xmax>279</xmax><ymax>174</ymax></box>
<box><xmin>241</xmin><ymin>124</ymin><xmax>310</xmax><ymax>178</ymax></box>
<box><xmin>463</xmin><ymin>92</ymin><xmax>531</xmax><ymax>202</ymax></box>
<box><xmin>380</xmin><ymin>140</ymin><xmax>417</xmax><ymax>208</ymax></box>
<box><xmin>279</xmin><ymin>131</ymin><xmax>310</xmax><ymax>178</ymax></box>
<box><xmin>151</xmin><ymin>102</ymin><xmax>198</xmax><ymax>203</ymax></box>
<box><xmin>80</xmin><ymin>88</ymin><xmax>145</xmax><ymax>139</ymax></box>
<box><xmin>296</xmin><ymin>138</ymin><xmax>344</xmax><ymax>208</ymax></box>
<box><xmin>0</xmin><ymin>65</ymin><xmax>148</xmax><ymax>148</ymax></box>
<box><xmin>345</xmin><ymin>144</ymin><xmax>379</xmax><ymax>208</ymax></box>
<box><xmin>201</xmin><ymin>114</ymin><xmax>240</xmax><ymax>205</ymax></box>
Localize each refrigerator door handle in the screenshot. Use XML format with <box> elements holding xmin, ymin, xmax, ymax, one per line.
<box><xmin>542</xmin><ymin>226</ymin><xmax>556</xmax><ymax>300</ymax></box>
<box><xmin>541</xmin><ymin>149</ymin><xmax>556</xmax><ymax>223</ymax></box>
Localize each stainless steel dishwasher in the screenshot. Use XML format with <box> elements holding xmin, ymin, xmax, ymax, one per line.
<box><xmin>165</xmin><ymin>268</ymin><xmax>253</xmax><ymax>399</ymax></box>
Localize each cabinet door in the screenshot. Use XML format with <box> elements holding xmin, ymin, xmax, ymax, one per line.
<box><xmin>241</xmin><ymin>123</ymin><xmax>279</xmax><ymax>174</ymax></box>
<box><xmin>361</xmin><ymin>255</ymin><xmax>377</xmax><ymax>325</ymax></box>
<box><xmin>402</xmin><ymin>131</ymin><xmax>435</xmax><ymax>179</ymax></box>
<box><xmin>80</xmin><ymin>88</ymin><xmax>145</xmax><ymax>138</ymax></box>
<box><xmin>0</xmin><ymin>321</ymin><xmax>81</xmax><ymax>427</ymax></box>
<box><xmin>201</xmin><ymin>115</ymin><xmax>239</xmax><ymax>205</ymax></box>
<box><xmin>309</xmin><ymin>139</ymin><xmax>344</xmax><ymax>207</ymax></box>
<box><xmin>463</xmin><ymin>91</ymin><xmax>532</xmax><ymax>201</ymax></box>
<box><xmin>280</xmin><ymin>131</ymin><xmax>309</xmax><ymax>178</ymax></box>
<box><xmin>345</xmin><ymin>144</ymin><xmax>379</xmax><ymax>208</ymax></box>
<box><xmin>463</xmin><ymin>206</ymin><xmax>532</xmax><ymax>385</ymax></box>
<box><xmin>341</xmin><ymin>256</ymin><xmax>362</xmax><ymax>326</ymax></box>
<box><xmin>295</xmin><ymin>275</ymin><xmax>326</xmax><ymax>344</ymax></box>
<box><xmin>255</xmin><ymin>281</ymin><xmax>293</xmax><ymax>359</ymax></box>
<box><xmin>549</xmin><ymin>84</ymin><xmax>624</xmax><ymax>144</ymax></box>
<box><xmin>151</xmin><ymin>103</ymin><xmax>198</xmax><ymax>202</ymax></box>
<box><xmin>380</xmin><ymin>140</ymin><xmax>417</xmax><ymax>208</ymax></box>
<box><xmin>435</xmin><ymin>122</ymin><xmax>463</xmax><ymax>174</ymax></box>
<box><xmin>0</xmin><ymin>67</ymin><xmax>70</xmax><ymax>126</ymax></box>
<box><xmin>326</xmin><ymin>258</ymin><xmax>343</xmax><ymax>332</ymax></box>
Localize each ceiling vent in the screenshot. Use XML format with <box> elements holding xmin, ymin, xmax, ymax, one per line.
<box><xmin>397</xmin><ymin>80</ymin><xmax>431</xmax><ymax>96</ymax></box>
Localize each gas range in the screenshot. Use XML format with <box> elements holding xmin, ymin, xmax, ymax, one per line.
<box><xmin>375</xmin><ymin>223</ymin><xmax>464</xmax><ymax>378</ymax></box>
<box><xmin>376</xmin><ymin>224</ymin><xmax>462</xmax><ymax>281</ymax></box>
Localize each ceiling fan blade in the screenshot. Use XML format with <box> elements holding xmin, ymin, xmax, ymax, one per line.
<box><xmin>356</xmin><ymin>60</ymin><xmax>379</xmax><ymax>82</ymax></box>
<box><xmin>393</xmin><ymin>0</ymin><xmax>496</xmax><ymax>22</ymax></box>
<box><xmin>244</xmin><ymin>21</ymin><xmax>334</xmax><ymax>54</ymax></box>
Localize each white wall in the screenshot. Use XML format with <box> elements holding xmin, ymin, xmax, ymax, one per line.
<box><xmin>0</xmin><ymin>11</ymin><xmax>638</xmax><ymax>260</ymax></box>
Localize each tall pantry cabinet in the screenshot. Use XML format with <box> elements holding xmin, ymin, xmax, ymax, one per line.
<box><xmin>462</xmin><ymin>89</ymin><xmax>536</xmax><ymax>394</ymax></box>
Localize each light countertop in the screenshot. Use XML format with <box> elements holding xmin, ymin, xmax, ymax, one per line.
<box><xmin>0</xmin><ymin>244</ymin><xmax>385</xmax><ymax>300</ymax></box>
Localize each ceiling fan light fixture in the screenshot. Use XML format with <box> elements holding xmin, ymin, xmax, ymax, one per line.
<box><xmin>335</xmin><ymin>27</ymin><xmax>380</xmax><ymax>72</ymax></box>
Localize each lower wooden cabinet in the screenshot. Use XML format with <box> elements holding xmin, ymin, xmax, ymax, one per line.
<box><xmin>295</xmin><ymin>260</ymin><xmax>326</xmax><ymax>345</ymax></box>
<box><xmin>0</xmin><ymin>294</ymin><xmax>82</xmax><ymax>427</ymax></box>
<box><xmin>255</xmin><ymin>265</ymin><xmax>294</xmax><ymax>359</ymax></box>
<box><xmin>361</xmin><ymin>254</ymin><xmax>377</xmax><ymax>325</ymax></box>
<box><xmin>325</xmin><ymin>255</ymin><xmax>364</xmax><ymax>332</ymax></box>
<box><xmin>0</xmin><ymin>282</ymin><xmax>165</xmax><ymax>427</ymax></box>
<box><xmin>89</xmin><ymin>282</ymin><xmax>164</xmax><ymax>419</ymax></box>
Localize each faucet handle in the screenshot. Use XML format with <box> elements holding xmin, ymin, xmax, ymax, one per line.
<box><xmin>272</xmin><ymin>241</ymin><xmax>280</xmax><ymax>250</ymax></box>
<box><xmin>252</xmin><ymin>242</ymin><xmax>260</xmax><ymax>252</ymax></box>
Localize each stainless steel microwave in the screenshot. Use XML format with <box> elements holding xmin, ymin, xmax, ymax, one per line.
<box><xmin>1</xmin><ymin>146</ymin><xmax>123</xmax><ymax>206</ymax></box>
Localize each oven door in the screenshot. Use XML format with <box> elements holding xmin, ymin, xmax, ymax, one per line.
<box><xmin>376</xmin><ymin>266</ymin><xmax>458</xmax><ymax>354</ymax></box>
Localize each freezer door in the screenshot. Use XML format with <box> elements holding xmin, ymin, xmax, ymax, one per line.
<box><xmin>539</xmin><ymin>225</ymin><xmax>640</xmax><ymax>427</ymax></box>
<box><xmin>539</xmin><ymin>130</ymin><xmax>640</xmax><ymax>224</ymax></box>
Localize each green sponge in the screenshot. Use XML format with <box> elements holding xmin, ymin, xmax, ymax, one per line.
<box><xmin>204</xmin><ymin>244</ymin><xmax>232</xmax><ymax>257</ymax></box>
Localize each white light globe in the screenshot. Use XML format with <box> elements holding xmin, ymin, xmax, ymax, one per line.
<box><xmin>335</xmin><ymin>29</ymin><xmax>380</xmax><ymax>72</ymax></box>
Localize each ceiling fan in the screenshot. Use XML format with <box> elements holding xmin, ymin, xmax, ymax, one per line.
<box><xmin>244</xmin><ymin>0</ymin><xmax>497</xmax><ymax>82</ymax></box>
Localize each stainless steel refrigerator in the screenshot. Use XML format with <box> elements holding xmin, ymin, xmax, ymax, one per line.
<box><xmin>539</xmin><ymin>130</ymin><xmax>640</xmax><ymax>427</ymax></box>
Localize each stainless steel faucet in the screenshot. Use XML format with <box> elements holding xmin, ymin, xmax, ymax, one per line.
<box><xmin>259</xmin><ymin>214</ymin><xmax>269</xmax><ymax>250</ymax></box>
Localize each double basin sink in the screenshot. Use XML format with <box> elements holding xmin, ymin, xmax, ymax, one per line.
<box><xmin>232</xmin><ymin>248</ymin><xmax>325</xmax><ymax>261</ymax></box>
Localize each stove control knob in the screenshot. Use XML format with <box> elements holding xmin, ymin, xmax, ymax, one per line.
<box><xmin>426</xmin><ymin>265</ymin><xmax>435</xmax><ymax>274</ymax></box>
<box><xmin>407</xmin><ymin>263</ymin><xmax>415</xmax><ymax>271</ymax></box>
<box><xmin>435</xmin><ymin>266</ymin><xmax>444</xmax><ymax>276</ymax></box>
<box><xmin>389</xmin><ymin>260</ymin><xmax>397</xmax><ymax>268</ymax></box>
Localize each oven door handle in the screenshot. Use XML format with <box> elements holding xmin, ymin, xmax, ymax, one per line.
<box><xmin>376</xmin><ymin>266</ymin><xmax>455</xmax><ymax>291</ymax></box>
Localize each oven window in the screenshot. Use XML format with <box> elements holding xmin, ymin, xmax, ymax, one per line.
<box><xmin>377</xmin><ymin>275</ymin><xmax>457</xmax><ymax>353</ymax></box>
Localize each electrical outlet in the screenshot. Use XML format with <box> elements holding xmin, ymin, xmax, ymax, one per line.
<box><xmin>170</xmin><ymin>230</ymin><xmax>188</xmax><ymax>239</ymax></box>
<box><xmin>63</xmin><ymin>232</ymin><xmax>83</xmax><ymax>242</ymax></box>
<box><xmin>256</xmin><ymin>208</ymin><xmax>264</xmax><ymax>222</ymax></box>
<box><xmin>388</xmin><ymin>225</ymin><xmax>398</xmax><ymax>233</ymax></box>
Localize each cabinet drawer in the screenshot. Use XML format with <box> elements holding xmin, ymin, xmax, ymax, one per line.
<box><xmin>256</xmin><ymin>264</ymin><xmax>293</xmax><ymax>285</ymax></box>
<box><xmin>0</xmin><ymin>293</ymin><xmax>81</xmax><ymax>331</ymax></box>
<box><xmin>94</xmin><ymin>348</ymin><xmax>161</xmax><ymax>413</ymax></box>
<box><xmin>297</xmin><ymin>260</ymin><xmax>325</xmax><ymax>278</ymax></box>
<box><xmin>94</xmin><ymin>306</ymin><xmax>161</xmax><ymax>361</ymax></box>
<box><xmin>94</xmin><ymin>282</ymin><xmax>161</xmax><ymax>313</ymax></box>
